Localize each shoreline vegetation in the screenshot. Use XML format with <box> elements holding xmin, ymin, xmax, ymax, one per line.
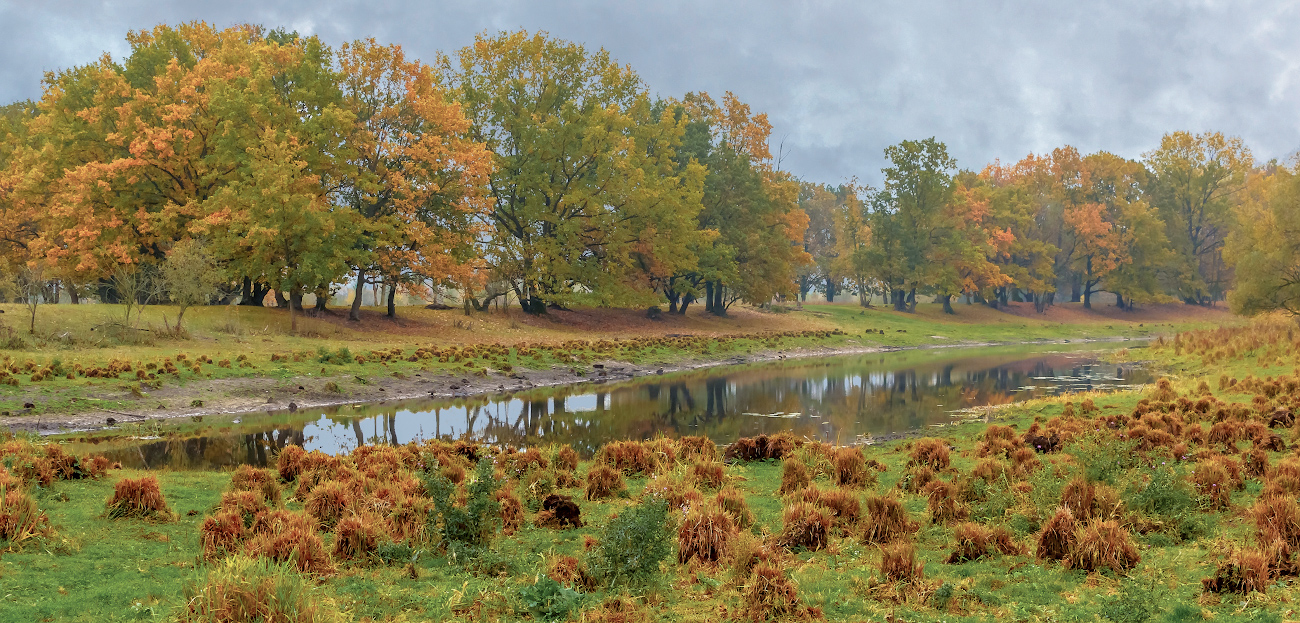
<box><xmin>0</xmin><ymin>301</ymin><xmax>1229</xmax><ymax>433</ymax></box>
<box><xmin>4</xmin><ymin>311</ymin><xmax>1295</xmax><ymax>623</ymax></box>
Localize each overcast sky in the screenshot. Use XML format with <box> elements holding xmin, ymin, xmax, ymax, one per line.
<box><xmin>1</xmin><ymin>0</ymin><xmax>1296</xmax><ymax>185</ymax></box>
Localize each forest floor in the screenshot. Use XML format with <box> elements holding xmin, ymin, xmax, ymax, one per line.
<box><xmin>0</xmin><ymin>299</ymin><xmax>1232</xmax><ymax>432</ymax></box>
<box><xmin>0</xmin><ymin>315</ymin><xmax>1295</xmax><ymax>623</ymax></box>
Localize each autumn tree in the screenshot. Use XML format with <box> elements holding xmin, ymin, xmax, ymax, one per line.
<box><xmin>828</xmin><ymin>184</ymin><xmax>873</xmax><ymax>306</ymax></box>
<box><xmin>867</xmin><ymin>138</ymin><xmax>955</xmax><ymax>312</ymax></box>
<box><xmin>336</xmin><ymin>39</ymin><xmax>493</xmax><ymax>321</ymax></box>
<box><xmin>929</xmin><ymin>176</ymin><xmax>1012</xmax><ymax>313</ymax></box>
<box><xmin>1080</xmin><ymin>152</ymin><xmax>1171</xmax><ymax>309</ymax></box>
<box><xmin>798</xmin><ymin>182</ymin><xmax>841</xmax><ymax>302</ymax></box>
<box><xmin>1144</xmin><ymin>131</ymin><xmax>1253</xmax><ymax>305</ymax></box>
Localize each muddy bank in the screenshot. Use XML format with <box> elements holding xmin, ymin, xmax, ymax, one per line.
<box><xmin>2</xmin><ymin>336</ymin><xmax>1142</xmax><ymax>434</ymax></box>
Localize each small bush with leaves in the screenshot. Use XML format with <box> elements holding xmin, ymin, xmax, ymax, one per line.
<box><xmin>422</xmin><ymin>456</ymin><xmax>503</xmax><ymax>548</ymax></box>
<box><xmin>587</xmin><ymin>498</ymin><xmax>673</xmax><ymax>587</ymax></box>
<box><xmin>178</xmin><ymin>555</ymin><xmax>346</xmax><ymax>623</ymax></box>
<box><xmin>518</xmin><ymin>575</ymin><xmax>584</xmax><ymax>622</ymax></box>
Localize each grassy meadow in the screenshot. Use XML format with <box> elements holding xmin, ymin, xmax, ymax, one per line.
<box><xmin>1</xmin><ymin>313</ymin><xmax>1299</xmax><ymax>622</ymax></box>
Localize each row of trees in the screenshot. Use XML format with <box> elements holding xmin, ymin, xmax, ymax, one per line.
<box><xmin>0</xmin><ymin>24</ymin><xmax>810</xmax><ymax>330</ymax></box>
<box><xmin>0</xmin><ymin>22</ymin><xmax>1293</xmax><ymax>326</ymax></box>
<box><xmin>798</xmin><ymin>132</ymin><xmax>1258</xmax><ymax>313</ymax></box>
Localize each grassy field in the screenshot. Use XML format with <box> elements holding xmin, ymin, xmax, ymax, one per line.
<box><xmin>1</xmin><ymin>314</ymin><xmax>1296</xmax><ymax>623</ymax></box>
<box><xmin>0</xmin><ymin>299</ymin><xmax>1233</xmax><ymax>419</ymax></box>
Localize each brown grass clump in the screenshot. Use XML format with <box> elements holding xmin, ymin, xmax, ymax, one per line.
<box><xmin>546</xmin><ymin>554</ymin><xmax>597</xmax><ymax>591</ymax></box>
<box><xmin>724</xmin><ymin>433</ymin><xmax>798</xmax><ymax>462</ymax></box>
<box><xmin>1036</xmin><ymin>506</ymin><xmax>1077</xmax><ymax>562</ymax></box>
<box><xmin>971</xmin><ymin>459</ymin><xmax>1009</xmax><ymax>484</ymax></box>
<box><xmin>332</xmin><ymin>514</ymin><xmax>383</xmax><ymax>562</ymax></box>
<box><xmin>585</xmin><ymin>465</ymin><xmax>627</xmax><ymax>501</ymax></box>
<box><xmin>243</xmin><ymin>513</ymin><xmax>333</xmax><ymax>576</ymax></box>
<box><xmin>596</xmin><ymin>440</ymin><xmax>659</xmax><ymax>475</ymax></box>
<box><xmin>879</xmin><ymin>542</ymin><xmax>924</xmax><ymax>583</ymax></box>
<box><xmin>692</xmin><ymin>460</ymin><xmax>726</xmax><ymax>490</ymax></box>
<box><xmin>1067</xmin><ymin>518</ymin><xmax>1140</xmax><ymax>573</ymax></box>
<box><xmin>1190</xmin><ymin>461</ymin><xmax>1234</xmax><ymax>509</ymax></box>
<box><xmin>276</xmin><ymin>445</ymin><xmax>309</xmax><ymax>482</ymax></box>
<box><xmin>105</xmin><ymin>476</ymin><xmax>173</xmax><ymax>521</ymax></box>
<box><xmin>740</xmin><ymin>561</ymin><xmax>812</xmax><ymax>623</ymax></box>
<box><xmin>496</xmin><ymin>488</ymin><xmax>524</xmax><ymax>536</ymax></box>
<box><xmin>861</xmin><ymin>494</ymin><xmax>919</xmax><ymax>545</ymax></box>
<box><xmin>1009</xmin><ymin>447</ymin><xmax>1042</xmax><ymax>476</ymax></box>
<box><xmin>0</xmin><ymin>487</ymin><xmax>48</xmax><ymax>545</ymax></box>
<box><xmin>678</xmin><ymin>503</ymin><xmax>738</xmax><ymax>565</ymax></box>
<box><xmin>901</xmin><ymin>465</ymin><xmax>936</xmax><ymax>493</ymax></box>
<box><xmin>923</xmin><ymin>480</ymin><xmax>967</xmax><ymax>525</ymax></box>
<box><xmin>200</xmin><ymin>510</ymin><xmax>247</xmax><ymax>561</ymax></box>
<box><xmin>387</xmin><ymin>497</ymin><xmax>431</xmax><ymax>544</ymax></box>
<box><xmin>778</xmin><ymin>457</ymin><xmax>811</xmax><ymax>495</ymax></box>
<box><xmin>716</xmin><ymin>486</ymin><xmax>755</xmax><ymax>529</ymax></box>
<box><xmin>304</xmin><ymin>480</ymin><xmax>353</xmax><ymax>530</ymax></box>
<box><xmin>678</xmin><ymin>435</ymin><xmax>719</xmax><ymax>462</ymax></box>
<box><xmin>776</xmin><ymin>501</ymin><xmax>832</xmax><ymax>551</ymax></box>
<box><xmin>831</xmin><ymin>447</ymin><xmax>873</xmax><ymax>489</ymax></box>
<box><xmin>218</xmin><ymin>490</ymin><xmax>268</xmax><ymax>523</ymax></box>
<box><xmin>1203</xmin><ymin>547</ymin><xmax>1274</xmax><ymax>595</ymax></box>
<box><xmin>945</xmin><ymin>522</ymin><xmax>1022</xmax><ymax>563</ymax></box>
<box><xmin>555</xmin><ymin>445</ymin><xmax>580</xmax><ymax>472</ymax></box>
<box><xmin>177</xmin><ymin>555</ymin><xmax>346</xmax><ymax>623</ymax></box>
<box><xmin>1060</xmin><ymin>477</ymin><xmax>1095</xmax><ymax>522</ymax></box>
<box><xmin>909</xmin><ymin>438</ymin><xmax>950</xmax><ymax>470</ymax></box>
<box><xmin>977</xmin><ymin>424</ymin><xmax>1020</xmax><ymax>458</ymax></box>
<box><xmin>1249</xmin><ymin>495</ymin><xmax>1300</xmax><ymax>548</ymax></box>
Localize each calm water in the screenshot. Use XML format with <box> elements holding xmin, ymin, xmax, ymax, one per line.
<box><xmin>63</xmin><ymin>343</ymin><xmax>1151</xmax><ymax>470</ymax></box>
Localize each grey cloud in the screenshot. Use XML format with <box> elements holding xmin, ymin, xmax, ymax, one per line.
<box><xmin>1</xmin><ymin>0</ymin><xmax>1297</xmax><ymax>184</ymax></box>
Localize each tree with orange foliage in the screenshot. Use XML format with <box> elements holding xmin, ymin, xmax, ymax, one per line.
<box><xmin>930</xmin><ymin>175</ymin><xmax>1013</xmax><ymax>313</ymax></box>
<box><xmin>336</xmin><ymin>39</ymin><xmax>494</xmax><ymax>321</ymax></box>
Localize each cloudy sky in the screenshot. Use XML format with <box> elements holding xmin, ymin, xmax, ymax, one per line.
<box><xmin>1</xmin><ymin>1</ymin><xmax>1296</xmax><ymax>185</ymax></box>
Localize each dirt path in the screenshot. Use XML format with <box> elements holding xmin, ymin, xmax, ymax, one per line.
<box><xmin>0</xmin><ymin>335</ymin><xmax>1149</xmax><ymax>435</ymax></box>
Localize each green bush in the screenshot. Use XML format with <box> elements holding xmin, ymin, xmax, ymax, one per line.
<box><xmin>422</xmin><ymin>456</ymin><xmax>503</xmax><ymax>548</ymax></box>
<box><xmin>517</xmin><ymin>576</ymin><xmax>583</xmax><ymax>621</ymax></box>
<box><xmin>587</xmin><ymin>498</ymin><xmax>673</xmax><ymax>587</ymax></box>
<box><xmin>1069</xmin><ymin>435</ymin><xmax>1138</xmax><ymax>484</ymax></box>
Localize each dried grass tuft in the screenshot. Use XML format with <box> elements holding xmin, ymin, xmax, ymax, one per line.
<box><xmin>1066</xmin><ymin>518</ymin><xmax>1140</xmax><ymax>573</ymax></box>
<box><xmin>585</xmin><ymin>465</ymin><xmax>627</xmax><ymax>501</ymax></box>
<box><xmin>678</xmin><ymin>502</ymin><xmax>738</xmax><ymax>565</ymax></box>
<box><xmin>861</xmin><ymin>494</ymin><xmax>919</xmax><ymax>544</ymax></box>
<box><xmin>776</xmin><ymin>501</ymin><xmax>831</xmax><ymax>551</ymax></box>
<box><xmin>105</xmin><ymin>476</ymin><xmax>173</xmax><ymax>521</ymax></box>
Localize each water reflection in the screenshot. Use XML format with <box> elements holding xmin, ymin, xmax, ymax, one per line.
<box><xmin>65</xmin><ymin>344</ymin><xmax>1150</xmax><ymax>470</ymax></box>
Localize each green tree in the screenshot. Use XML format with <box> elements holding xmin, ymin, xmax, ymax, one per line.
<box><xmin>1144</xmin><ymin>131</ymin><xmax>1253</xmax><ymax>305</ymax></box>
<box><xmin>1224</xmin><ymin>163</ymin><xmax>1300</xmax><ymax>315</ymax></box>
<box><xmin>442</xmin><ymin>30</ymin><xmax>706</xmax><ymax>315</ymax></box>
<box><xmin>160</xmin><ymin>239</ymin><xmax>224</xmax><ymax>331</ymax></box>
<box><xmin>869</xmin><ymin>138</ymin><xmax>955</xmax><ymax>312</ymax></box>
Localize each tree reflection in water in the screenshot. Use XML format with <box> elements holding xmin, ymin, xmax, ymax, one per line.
<box><xmin>71</xmin><ymin>345</ymin><xmax>1150</xmax><ymax>470</ymax></box>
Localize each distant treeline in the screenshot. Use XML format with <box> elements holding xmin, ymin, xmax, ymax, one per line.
<box><xmin>0</xmin><ymin>22</ymin><xmax>1295</xmax><ymax>328</ymax></box>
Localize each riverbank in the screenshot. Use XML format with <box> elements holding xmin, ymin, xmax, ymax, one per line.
<box><xmin>0</xmin><ymin>300</ymin><xmax>1231</xmax><ymax>433</ymax></box>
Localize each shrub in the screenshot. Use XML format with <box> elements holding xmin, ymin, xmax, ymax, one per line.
<box><xmin>518</xmin><ymin>575</ymin><xmax>584</xmax><ymax>622</ymax></box>
<box><xmin>178</xmin><ymin>556</ymin><xmax>346</xmax><ymax>623</ymax></box>
<box><xmin>105</xmin><ymin>476</ymin><xmax>173</xmax><ymax>521</ymax></box>
<box><xmin>423</xmin><ymin>456</ymin><xmax>503</xmax><ymax>547</ymax></box>
<box><xmin>587</xmin><ymin>498</ymin><xmax>673</xmax><ymax>586</ymax></box>
<box><xmin>861</xmin><ymin>494</ymin><xmax>919</xmax><ymax>545</ymax></box>
<box><xmin>585</xmin><ymin>465</ymin><xmax>626</xmax><ymax>501</ymax></box>
<box><xmin>677</xmin><ymin>502</ymin><xmax>737</xmax><ymax>565</ymax></box>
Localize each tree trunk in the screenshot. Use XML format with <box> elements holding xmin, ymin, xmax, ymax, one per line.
<box><xmin>824</xmin><ymin>277</ymin><xmax>835</xmax><ymax>303</ymax></box>
<box><xmin>1070</xmin><ymin>279</ymin><xmax>1082</xmax><ymax>303</ymax></box>
<box><xmin>314</xmin><ymin>288</ymin><xmax>327</xmax><ymax>312</ymax></box>
<box><xmin>274</xmin><ymin>290</ymin><xmax>288</xmax><ymax>308</ymax></box>
<box><xmin>704</xmin><ymin>281</ymin><xmax>716</xmax><ymax>315</ymax></box>
<box><xmin>1083</xmin><ymin>284</ymin><xmax>1092</xmax><ymax>309</ymax></box>
<box><xmin>711</xmin><ymin>283</ymin><xmax>725</xmax><ymax>316</ymax></box>
<box><xmin>349</xmin><ymin>271</ymin><xmax>365</xmax><ymax>321</ymax></box>
<box><xmin>290</xmin><ymin>290</ymin><xmax>304</xmax><ymax>312</ymax></box>
<box><xmin>892</xmin><ymin>288</ymin><xmax>907</xmax><ymax>312</ymax></box>
<box><xmin>1115</xmin><ymin>292</ymin><xmax>1126</xmax><ymax>310</ymax></box>
<box><xmin>679</xmin><ymin>294</ymin><xmax>693</xmax><ymax>315</ymax></box>
<box><xmin>289</xmin><ymin>291</ymin><xmax>298</xmax><ymax>333</ymax></box>
<box><xmin>939</xmin><ymin>294</ymin><xmax>954</xmax><ymax>314</ymax></box>
<box><xmin>69</xmin><ymin>288</ymin><xmax>79</xmax><ymax>305</ymax></box>
<box><xmin>386</xmin><ymin>283</ymin><xmax>396</xmax><ymax>318</ymax></box>
<box><xmin>906</xmin><ymin>289</ymin><xmax>917</xmax><ymax>313</ymax></box>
